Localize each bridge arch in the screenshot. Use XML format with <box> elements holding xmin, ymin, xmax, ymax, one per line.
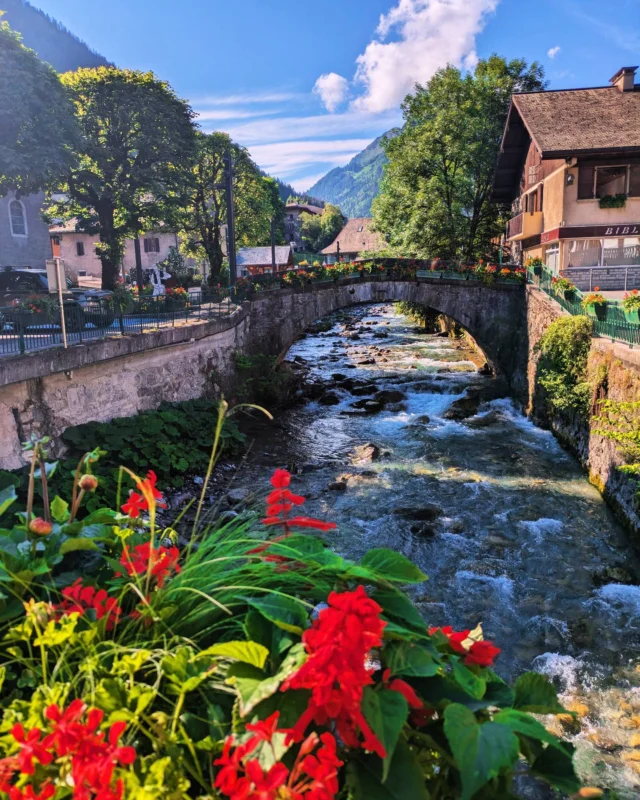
<box><xmin>245</xmin><ymin>279</ymin><xmax>525</xmax><ymax>385</ymax></box>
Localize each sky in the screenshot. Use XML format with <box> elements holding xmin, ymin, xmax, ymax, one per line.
<box><xmin>28</xmin><ymin>0</ymin><xmax>640</xmax><ymax>191</ymax></box>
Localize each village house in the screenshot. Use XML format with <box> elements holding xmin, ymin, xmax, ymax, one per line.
<box><xmin>236</xmin><ymin>245</ymin><xmax>294</xmax><ymax>276</ymax></box>
<box><xmin>284</xmin><ymin>202</ymin><xmax>323</xmax><ymax>250</ymax></box>
<box><xmin>321</xmin><ymin>217</ymin><xmax>386</xmax><ymax>263</ymax></box>
<box><xmin>49</xmin><ymin>220</ymin><xmax>197</xmax><ymax>282</ymax></box>
<box><xmin>493</xmin><ymin>66</ymin><xmax>640</xmax><ymax>290</ymax></box>
<box><xmin>0</xmin><ymin>192</ymin><xmax>52</xmax><ymax>268</ymax></box>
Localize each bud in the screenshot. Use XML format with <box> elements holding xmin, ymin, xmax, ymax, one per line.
<box><xmin>79</xmin><ymin>474</ymin><xmax>99</xmax><ymax>492</ymax></box>
<box><xmin>29</xmin><ymin>517</ymin><xmax>52</xmax><ymax>536</ymax></box>
<box><xmin>578</xmin><ymin>790</ymin><xmax>603</xmax><ymax>799</ymax></box>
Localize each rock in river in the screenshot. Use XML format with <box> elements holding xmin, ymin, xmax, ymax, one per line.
<box><xmin>396</xmin><ymin>504</ymin><xmax>443</xmax><ymax>522</ymax></box>
<box><xmin>318</xmin><ymin>392</ymin><xmax>341</xmax><ymax>406</ymax></box>
<box><xmin>350</xmin><ymin>443</ymin><xmax>381</xmax><ymax>463</ymax></box>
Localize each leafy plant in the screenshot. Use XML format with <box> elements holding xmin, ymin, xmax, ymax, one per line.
<box><xmin>622</xmin><ymin>290</ymin><xmax>640</xmax><ymax>313</ymax></box>
<box><xmin>552</xmin><ymin>276</ymin><xmax>577</xmax><ymax>294</ymax></box>
<box><xmin>594</xmin><ymin>400</ymin><xmax>640</xmax><ymax>502</ymax></box>
<box><xmin>582</xmin><ymin>293</ymin><xmax>607</xmax><ymax>308</ymax></box>
<box><xmin>599</xmin><ymin>193</ymin><xmax>627</xmax><ymax>209</ymax></box>
<box><xmin>233</xmin><ymin>352</ymin><xmax>299</xmax><ymax>407</ymax></box>
<box><xmin>536</xmin><ymin>315</ymin><xmax>593</xmax><ymax>416</ymax></box>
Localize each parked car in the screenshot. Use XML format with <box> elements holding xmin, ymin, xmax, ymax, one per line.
<box><xmin>0</xmin><ymin>268</ymin><xmax>114</xmax><ymax>331</ymax></box>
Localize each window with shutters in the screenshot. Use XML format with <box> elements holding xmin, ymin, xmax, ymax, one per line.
<box><xmin>578</xmin><ymin>164</ymin><xmax>638</xmax><ymax>199</ymax></box>
<box><xmin>577</xmin><ymin>166</ymin><xmax>595</xmax><ymax>199</ymax></box>
<box><xmin>144</xmin><ymin>238</ymin><xmax>160</xmax><ymax>253</ymax></box>
<box><xmin>9</xmin><ymin>199</ymin><xmax>27</xmax><ymax>236</ymax></box>
<box><xmin>629</xmin><ymin>165</ymin><xmax>640</xmax><ymax>197</ymax></box>
<box><xmin>595</xmin><ymin>166</ymin><xmax>627</xmax><ymax>198</ymax></box>
<box><xmin>76</xmin><ymin>241</ymin><xmax>85</xmax><ymax>257</ymax></box>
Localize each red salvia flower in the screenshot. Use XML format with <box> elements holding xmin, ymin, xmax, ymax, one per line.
<box><xmin>118</xmin><ymin>542</ymin><xmax>181</xmax><ymax>587</ymax></box>
<box><xmin>429</xmin><ymin>626</ymin><xmax>501</xmax><ymax>668</ymax></box>
<box><xmin>281</xmin><ymin>586</ymin><xmax>387</xmax><ymax>757</ymax></box>
<box><xmin>121</xmin><ymin>470</ymin><xmax>166</xmax><ymax>517</ymax></box>
<box><xmin>54</xmin><ymin>579</ymin><xmax>122</xmax><ymax>630</ymax></box>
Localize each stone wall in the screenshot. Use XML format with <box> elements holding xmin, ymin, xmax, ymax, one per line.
<box><xmin>522</xmin><ymin>285</ymin><xmax>640</xmax><ymax>534</ymax></box>
<box><xmin>0</xmin><ymin>278</ymin><xmax>523</xmax><ymax>471</ymax></box>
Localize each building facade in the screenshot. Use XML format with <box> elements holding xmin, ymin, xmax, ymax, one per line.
<box><xmin>284</xmin><ymin>203</ymin><xmax>323</xmax><ymax>251</ymax></box>
<box><xmin>493</xmin><ymin>66</ymin><xmax>640</xmax><ymax>289</ymax></box>
<box><xmin>0</xmin><ymin>192</ymin><xmax>52</xmax><ymax>268</ymax></box>
<box><xmin>321</xmin><ymin>217</ymin><xmax>387</xmax><ymax>263</ymax></box>
<box><xmin>237</xmin><ymin>246</ymin><xmax>294</xmax><ymax>276</ymax></box>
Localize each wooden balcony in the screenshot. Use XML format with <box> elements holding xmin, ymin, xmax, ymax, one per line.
<box><xmin>507</xmin><ymin>214</ymin><xmax>523</xmax><ymax>239</ymax></box>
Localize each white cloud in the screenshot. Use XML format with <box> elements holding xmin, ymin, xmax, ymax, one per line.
<box><xmin>352</xmin><ymin>0</ymin><xmax>499</xmax><ymax>113</ymax></box>
<box><xmin>313</xmin><ymin>72</ymin><xmax>349</xmax><ymax>112</ymax></box>
<box><xmin>248</xmin><ymin>139</ymin><xmax>372</xmax><ymax>180</ymax></box>
<box><xmin>547</xmin><ymin>45</ymin><xmax>561</xmax><ymax>59</ymax></box>
<box><xmin>191</xmin><ymin>91</ymin><xmax>301</xmax><ymax>106</ymax></box>
<box><xmin>195</xmin><ymin>108</ymin><xmax>283</xmax><ymax>121</ymax></box>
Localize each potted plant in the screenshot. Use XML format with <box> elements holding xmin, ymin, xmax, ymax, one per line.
<box><xmin>622</xmin><ymin>289</ymin><xmax>640</xmax><ymax>323</ymax></box>
<box><xmin>599</xmin><ymin>193</ymin><xmax>627</xmax><ymax>209</ymax></box>
<box><xmin>551</xmin><ymin>276</ymin><xmax>577</xmax><ymax>301</ymax></box>
<box><xmin>527</xmin><ymin>256</ymin><xmax>544</xmax><ymax>277</ymax></box>
<box><xmin>582</xmin><ymin>288</ymin><xmax>608</xmax><ymax>320</ymax></box>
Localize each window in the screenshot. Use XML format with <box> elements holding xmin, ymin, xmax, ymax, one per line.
<box><xmin>545</xmin><ymin>244</ymin><xmax>560</xmax><ymax>271</ymax></box>
<box><xmin>596</xmin><ymin>166</ymin><xmax>627</xmax><ymax>198</ymax></box>
<box><xmin>630</xmin><ymin>165</ymin><xmax>640</xmax><ymax>197</ymax></box>
<box><xmin>565</xmin><ymin>237</ymin><xmax>640</xmax><ymax>268</ymax></box>
<box><xmin>357</xmin><ymin>226</ymin><xmax>364</xmax><ymax>232</ymax></box>
<box><xmin>143</xmin><ymin>238</ymin><xmax>160</xmax><ymax>253</ymax></box>
<box><xmin>9</xmin><ymin>200</ymin><xmax>27</xmax><ymax>236</ymax></box>
<box><xmin>528</xmin><ymin>165</ymin><xmax>539</xmax><ymax>186</ymax></box>
<box><xmin>76</xmin><ymin>241</ymin><xmax>85</xmax><ymax>257</ymax></box>
<box><xmin>577</xmin><ymin>164</ymin><xmax>639</xmax><ymax>199</ymax></box>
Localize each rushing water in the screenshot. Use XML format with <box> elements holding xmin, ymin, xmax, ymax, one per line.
<box><xmin>229</xmin><ymin>303</ymin><xmax>640</xmax><ymax>796</ymax></box>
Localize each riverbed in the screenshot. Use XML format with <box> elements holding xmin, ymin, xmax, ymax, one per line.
<box><xmin>227</xmin><ymin>303</ymin><xmax>640</xmax><ymax>796</ymax></box>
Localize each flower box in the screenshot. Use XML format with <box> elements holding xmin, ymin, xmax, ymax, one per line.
<box><xmin>416</xmin><ymin>269</ymin><xmax>441</xmax><ymax>278</ymax></box>
<box><xmin>347</xmin><ymin>272</ymin><xmax>360</xmax><ymax>279</ymax></box>
<box><xmin>624</xmin><ymin>308</ymin><xmax>640</xmax><ymax>324</ymax></box>
<box><xmin>564</xmin><ymin>290</ymin><xmax>576</xmax><ymax>302</ymax></box>
<box><xmin>533</xmin><ymin>265</ymin><xmax>543</xmax><ymax>277</ymax></box>
<box><xmin>586</xmin><ymin>302</ymin><xmax>607</xmax><ymax>321</ymax></box>
<box><xmin>446</xmin><ymin>272</ymin><xmax>469</xmax><ymax>280</ymax></box>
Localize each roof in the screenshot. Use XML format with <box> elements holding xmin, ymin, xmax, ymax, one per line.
<box><xmin>492</xmin><ymin>81</ymin><xmax>640</xmax><ymax>203</ymax></box>
<box><xmin>236</xmin><ymin>246</ymin><xmax>293</xmax><ymax>267</ymax></box>
<box><xmin>285</xmin><ymin>203</ymin><xmax>324</xmax><ymax>215</ymax></box>
<box><xmin>49</xmin><ymin>219</ymin><xmax>81</xmax><ymax>234</ymax></box>
<box><xmin>321</xmin><ymin>218</ymin><xmax>386</xmax><ymax>255</ymax></box>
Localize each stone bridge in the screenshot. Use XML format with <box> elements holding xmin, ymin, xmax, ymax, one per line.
<box><xmin>0</xmin><ymin>278</ymin><xmax>524</xmax><ymax>469</ymax></box>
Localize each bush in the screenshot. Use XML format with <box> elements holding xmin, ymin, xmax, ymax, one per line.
<box><xmin>234</xmin><ymin>352</ymin><xmax>299</xmax><ymax>407</ymax></box>
<box><xmin>536</xmin><ymin>316</ymin><xmax>593</xmax><ymax>416</ymax></box>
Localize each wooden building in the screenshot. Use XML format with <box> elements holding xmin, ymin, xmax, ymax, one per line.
<box><xmin>321</xmin><ymin>218</ymin><xmax>386</xmax><ymax>263</ymax></box>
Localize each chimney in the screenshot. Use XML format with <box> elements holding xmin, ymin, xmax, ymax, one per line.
<box><xmin>609</xmin><ymin>66</ymin><xmax>638</xmax><ymax>92</ymax></box>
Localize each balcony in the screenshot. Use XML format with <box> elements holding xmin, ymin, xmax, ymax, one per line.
<box><xmin>507</xmin><ymin>211</ymin><xmax>544</xmax><ymax>240</ymax></box>
<box><xmin>507</xmin><ymin>214</ymin><xmax>523</xmax><ymax>239</ymax></box>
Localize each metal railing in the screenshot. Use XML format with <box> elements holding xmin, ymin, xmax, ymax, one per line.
<box><xmin>0</xmin><ymin>292</ymin><xmax>237</xmax><ymax>357</ymax></box>
<box><xmin>528</xmin><ymin>265</ymin><xmax>640</xmax><ymax>347</ymax></box>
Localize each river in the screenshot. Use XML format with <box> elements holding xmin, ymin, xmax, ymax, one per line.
<box><xmin>227</xmin><ymin>302</ymin><xmax>640</xmax><ymax>796</ymax></box>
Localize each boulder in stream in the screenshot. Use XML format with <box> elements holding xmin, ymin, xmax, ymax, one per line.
<box><xmin>328</xmin><ymin>481</ymin><xmax>348</xmax><ymax>492</ymax></box>
<box><xmin>374</xmin><ymin>389</ymin><xmax>407</xmax><ymax>404</ymax></box>
<box><xmin>350</xmin><ymin>443</ymin><xmax>381</xmax><ymax>463</ymax></box>
<box><xmin>318</xmin><ymin>392</ymin><xmax>341</xmax><ymax>406</ymax></box>
<box><xmin>396</xmin><ymin>504</ymin><xmax>443</xmax><ymax>522</ymax></box>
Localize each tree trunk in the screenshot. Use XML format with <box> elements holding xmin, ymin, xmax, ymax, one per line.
<box><xmin>98</xmin><ymin>207</ymin><xmax>124</xmax><ymax>291</ymax></box>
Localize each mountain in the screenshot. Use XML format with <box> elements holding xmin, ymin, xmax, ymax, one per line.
<box><xmin>263</xmin><ymin>174</ymin><xmax>325</xmax><ymax>208</ymax></box>
<box><xmin>1</xmin><ymin>0</ymin><xmax>109</xmax><ymax>72</ymax></box>
<box><xmin>308</xmin><ymin>131</ymin><xmax>397</xmax><ymax>218</ymax></box>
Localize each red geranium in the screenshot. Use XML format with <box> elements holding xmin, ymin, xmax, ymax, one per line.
<box><xmin>118</xmin><ymin>541</ymin><xmax>181</xmax><ymax>587</ymax></box>
<box><xmin>121</xmin><ymin>470</ymin><xmax>166</xmax><ymax>518</ymax></box>
<box><xmin>54</xmin><ymin>579</ymin><xmax>122</xmax><ymax>630</ymax></box>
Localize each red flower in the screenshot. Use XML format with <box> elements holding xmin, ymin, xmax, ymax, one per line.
<box><xmin>54</xmin><ymin>580</ymin><xmax>122</xmax><ymax>630</ymax></box>
<box><xmin>382</xmin><ymin>669</ymin><xmax>423</xmax><ymax>710</ymax></box>
<box><xmin>118</xmin><ymin>542</ymin><xmax>181</xmax><ymax>587</ymax></box>
<box><xmin>465</xmin><ymin>640</ymin><xmax>501</xmax><ymax>667</ymax></box>
<box><xmin>282</xmin><ymin>586</ymin><xmax>387</xmax><ymax>757</ymax></box>
<box><xmin>5</xmin><ymin>784</ymin><xmax>55</xmax><ymax>800</ymax></box>
<box><xmin>121</xmin><ymin>470</ymin><xmax>166</xmax><ymax>517</ymax></box>
<box><xmin>10</xmin><ymin>725</ymin><xmax>53</xmax><ymax>774</ymax></box>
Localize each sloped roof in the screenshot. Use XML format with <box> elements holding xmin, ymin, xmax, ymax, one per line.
<box><xmin>285</xmin><ymin>203</ymin><xmax>324</xmax><ymax>215</ymax></box>
<box><xmin>321</xmin><ymin>218</ymin><xmax>386</xmax><ymax>255</ymax></box>
<box><xmin>237</xmin><ymin>246</ymin><xmax>293</xmax><ymax>267</ymax></box>
<box><xmin>513</xmin><ymin>86</ymin><xmax>640</xmax><ymax>157</ymax></box>
<box><xmin>49</xmin><ymin>218</ymin><xmax>81</xmax><ymax>234</ymax></box>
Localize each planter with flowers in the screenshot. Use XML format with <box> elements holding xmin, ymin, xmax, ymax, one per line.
<box><xmin>164</xmin><ymin>286</ymin><xmax>190</xmax><ymax>311</ymax></box>
<box><xmin>582</xmin><ymin>290</ymin><xmax>608</xmax><ymax>321</ymax></box>
<box><xmin>622</xmin><ymin>289</ymin><xmax>640</xmax><ymax>323</ymax></box>
<box><xmin>551</xmin><ymin>276</ymin><xmax>578</xmax><ymax>302</ymax></box>
<box><xmin>526</xmin><ymin>256</ymin><xmax>544</xmax><ymax>277</ymax></box>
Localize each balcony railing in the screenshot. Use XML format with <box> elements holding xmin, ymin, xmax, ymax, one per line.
<box><xmin>507</xmin><ymin>214</ymin><xmax>523</xmax><ymax>239</ymax></box>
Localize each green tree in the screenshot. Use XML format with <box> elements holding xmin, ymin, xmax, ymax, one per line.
<box><xmin>0</xmin><ymin>17</ymin><xmax>78</xmax><ymax>194</ymax></box>
<box><xmin>180</xmin><ymin>132</ymin><xmax>283</xmax><ymax>284</ymax></box>
<box><xmin>48</xmin><ymin>67</ymin><xmax>196</xmax><ymax>290</ymax></box>
<box><xmin>300</xmin><ymin>203</ymin><xmax>344</xmax><ymax>252</ymax></box>
<box><xmin>372</xmin><ymin>55</ymin><xmax>546</xmax><ymax>262</ymax></box>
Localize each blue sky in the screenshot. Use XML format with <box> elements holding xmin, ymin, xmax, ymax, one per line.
<box><xmin>29</xmin><ymin>0</ymin><xmax>640</xmax><ymax>191</ymax></box>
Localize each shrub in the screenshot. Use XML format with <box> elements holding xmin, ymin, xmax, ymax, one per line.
<box><xmin>594</xmin><ymin>399</ymin><xmax>640</xmax><ymax>502</ymax></box>
<box><xmin>233</xmin><ymin>352</ymin><xmax>299</xmax><ymax>407</ymax></box>
<box><xmin>536</xmin><ymin>316</ymin><xmax>593</xmax><ymax>416</ymax></box>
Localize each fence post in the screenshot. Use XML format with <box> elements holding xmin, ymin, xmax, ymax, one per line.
<box><xmin>17</xmin><ymin>316</ymin><xmax>25</xmax><ymax>355</ymax></box>
<box><xmin>625</xmin><ymin>268</ymin><xmax>628</xmax><ymax>292</ymax></box>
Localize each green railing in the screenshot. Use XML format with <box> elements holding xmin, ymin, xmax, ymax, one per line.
<box><xmin>528</xmin><ymin>265</ymin><xmax>640</xmax><ymax>347</ymax></box>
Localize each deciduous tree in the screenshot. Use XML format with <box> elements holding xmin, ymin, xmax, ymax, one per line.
<box><xmin>0</xmin><ymin>18</ymin><xmax>77</xmax><ymax>194</ymax></box>
<box><xmin>49</xmin><ymin>67</ymin><xmax>196</xmax><ymax>290</ymax></box>
<box><xmin>300</xmin><ymin>203</ymin><xmax>344</xmax><ymax>253</ymax></box>
<box><xmin>372</xmin><ymin>55</ymin><xmax>546</xmax><ymax>262</ymax></box>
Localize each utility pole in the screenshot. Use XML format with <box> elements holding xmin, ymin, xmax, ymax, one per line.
<box><xmin>223</xmin><ymin>150</ymin><xmax>237</xmax><ymax>286</ymax></box>
<box><xmin>270</xmin><ymin>217</ymin><xmax>277</xmax><ymax>273</ymax></box>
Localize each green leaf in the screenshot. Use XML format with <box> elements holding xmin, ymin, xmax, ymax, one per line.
<box><xmin>59</xmin><ymin>537</ymin><xmax>100</xmax><ymax>555</ymax></box>
<box><xmin>362</xmin><ymin>687</ymin><xmax>409</xmax><ymax>781</ymax></box>
<box><xmin>384</xmin><ymin>641</ymin><xmax>439</xmax><ymax>678</ymax></box>
<box><xmin>50</xmin><ymin>495</ymin><xmax>69</xmax><ymax>523</ymax></box>
<box><xmin>198</xmin><ymin>640</ymin><xmax>269</xmax><ymax>670</ymax></box>
<box><xmin>443</xmin><ymin>704</ymin><xmax>519</xmax><ymax>800</ymax></box>
<box><xmin>530</xmin><ymin>744</ymin><xmax>581</xmax><ymax>794</ymax></box>
<box><xmin>34</xmin><ymin>461</ymin><xmax>58</xmax><ymax>480</ymax></box>
<box><xmin>373</xmin><ymin>587</ymin><xmax>429</xmax><ymax>632</ymax></box>
<box><xmin>346</xmin><ymin>739</ymin><xmax>429</xmax><ymax>800</ymax></box>
<box><xmin>0</xmin><ymin>486</ymin><xmax>17</xmax><ymax>518</ymax></box>
<box><xmin>451</xmin><ymin>660</ymin><xmax>486</xmax><ymax>700</ymax></box>
<box><xmin>493</xmin><ymin>709</ymin><xmax>568</xmax><ymax>752</ymax></box>
<box><xmin>242</xmin><ymin>594</ymin><xmax>308</xmax><ymax>634</ymax></box>
<box><xmin>513</xmin><ymin>673</ymin><xmax>565</xmax><ymax>714</ymax></box>
<box><xmin>360</xmin><ymin>549</ymin><xmax>427</xmax><ymax>583</ymax></box>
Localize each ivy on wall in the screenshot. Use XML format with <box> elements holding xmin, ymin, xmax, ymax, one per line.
<box><xmin>535</xmin><ymin>316</ymin><xmax>593</xmax><ymax>417</ymax></box>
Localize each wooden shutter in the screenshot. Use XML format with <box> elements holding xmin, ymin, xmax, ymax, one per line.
<box><xmin>143</xmin><ymin>239</ymin><xmax>150</xmax><ymax>253</ymax></box>
<box><xmin>629</xmin><ymin>165</ymin><xmax>640</xmax><ymax>198</ymax></box>
<box><xmin>577</xmin><ymin>166</ymin><xmax>595</xmax><ymax>199</ymax></box>
<box><xmin>538</xmin><ymin>183</ymin><xmax>544</xmax><ymax>212</ymax></box>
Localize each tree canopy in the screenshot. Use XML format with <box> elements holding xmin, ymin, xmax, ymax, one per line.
<box><xmin>48</xmin><ymin>67</ymin><xmax>196</xmax><ymax>289</ymax></box>
<box><xmin>372</xmin><ymin>55</ymin><xmax>546</xmax><ymax>262</ymax></box>
<box><xmin>180</xmin><ymin>131</ymin><xmax>284</xmax><ymax>284</ymax></box>
<box><xmin>299</xmin><ymin>203</ymin><xmax>344</xmax><ymax>253</ymax></box>
<box><xmin>0</xmin><ymin>17</ymin><xmax>78</xmax><ymax>194</ymax></box>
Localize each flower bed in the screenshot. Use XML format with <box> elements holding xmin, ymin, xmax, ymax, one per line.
<box><xmin>0</xmin><ymin>415</ymin><xmax>591</xmax><ymax>799</ymax></box>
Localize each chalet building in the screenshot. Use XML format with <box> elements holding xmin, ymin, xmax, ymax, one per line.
<box><xmin>49</xmin><ymin>220</ymin><xmax>196</xmax><ymax>281</ymax></box>
<box><xmin>321</xmin><ymin>218</ymin><xmax>386</xmax><ymax>263</ymax></box>
<box><xmin>237</xmin><ymin>245</ymin><xmax>294</xmax><ymax>276</ymax></box>
<box><xmin>493</xmin><ymin>66</ymin><xmax>640</xmax><ymax>289</ymax></box>
<box><xmin>0</xmin><ymin>192</ymin><xmax>52</xmax><ymax>268</ymax></box>
<box><xmin>284</xmin><ymin>203</ymin><xmax>323</xmax><ymax>251</ymax></box>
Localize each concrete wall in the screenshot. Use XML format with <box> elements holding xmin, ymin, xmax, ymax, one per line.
<box><xmin>0</xmin><ymin>192</ymin><xmax>52</xmax><ymax>268</ymax></box>
<box><xmin>0</xmin><ymin>278</ymin><xmax>524</xmax><ymax>470</ymax></box>
<box><xmin>563</xmin><ymin>165</ymin><xmax>640</xmax><ymax>226</ymax></box>
<box><xmin>522</xmin><ymin>285</ymin><xmax>640</xmax><ymax>534</ymax></box>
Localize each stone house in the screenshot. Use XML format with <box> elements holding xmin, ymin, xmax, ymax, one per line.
<box><xmin>49</xmin><ymin>220</ymin><xmax>197</xmax><ymax>280</ymax></box>
<box><xmin>0</xmin><ymin>191</ymin><xmax>52</xmax><ymax>268</ymax></box>
<box><xmin>284</xmin><ymin>203</ymin><xmax>323</xmax><ymax>251</ymax></box>
<box><xmin>321</xmin><ymin>217</ymin><xmax>387</xmax><ymax>263</ymax></box>
<box><xmin>493</xmin><ymin>65</ymin><xmax>640</xmax><ymax>290</ymax></box>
